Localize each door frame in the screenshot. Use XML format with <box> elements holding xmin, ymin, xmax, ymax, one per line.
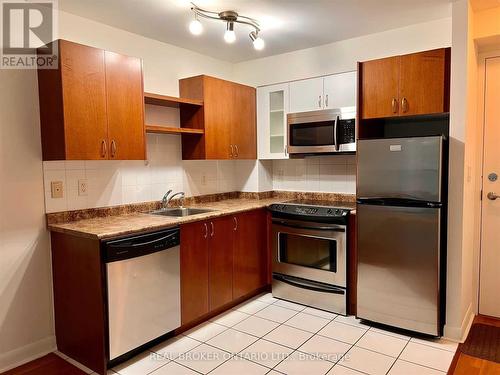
<box><xmin>476</xmin><ymin>50</ymin><xmax>500</xmax><ymax>316</ymax></box>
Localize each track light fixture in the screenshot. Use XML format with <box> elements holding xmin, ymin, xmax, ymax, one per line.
<box><xmin>189</xmin><ymin>2</ymin><xmax>264</xmax><ymax>50</ymax></box>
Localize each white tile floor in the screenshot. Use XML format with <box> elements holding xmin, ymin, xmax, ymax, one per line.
<box><xmin>59</xmin><ymin>293</ymin><xmax>459</xmax><ymax>375</ymax></box>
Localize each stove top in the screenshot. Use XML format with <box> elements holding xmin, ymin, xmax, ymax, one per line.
<box><xmin>268</xmin><ymin>199</ymin><xmax>354</xmax><ymax>223</ymax></box>
<box><xmin>285</xmin><ymin>199</ymin><xmax>356</xmax><ymax>210</ymax></box>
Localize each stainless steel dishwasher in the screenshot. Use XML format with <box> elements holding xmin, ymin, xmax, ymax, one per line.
<box><xmin>104</xmin><ymin>227</ymin><xmax>181</xmax><ymax>361</ymax></box>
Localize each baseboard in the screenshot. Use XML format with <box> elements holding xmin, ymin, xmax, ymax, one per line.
<box><xmin>0</xmin><ymin>335</ymin><xmax>56</xmax><ymax>373</ymax></box>
<box><xmin>444</xmin><ymin>303</ymin><xmax>474</xmax><ymax>342</ymax></box>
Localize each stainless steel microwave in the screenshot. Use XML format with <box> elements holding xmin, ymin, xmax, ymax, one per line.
<box><xmin>287</xmin><ymin>108</ymin><xmax>356</xmax><ymax>155</ymax></box>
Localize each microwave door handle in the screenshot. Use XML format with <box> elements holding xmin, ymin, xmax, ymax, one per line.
<box><xmin>334</xmin><ymin>116</ymin><xmax>339</xmax><ymax>151</ymax></box>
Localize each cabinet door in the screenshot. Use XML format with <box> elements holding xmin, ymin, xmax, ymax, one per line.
<box><xmin>257</xmin><ymin>84</ymin><xmax>290</xmax><ymax>160</ymax></box>
<box><xmin>105</xmin><ymin>51</ymin><xmax>146</xmax><ymax>160</ymax></box>
<box><xmin>204</xmin><ymin>77</ymin><xmax>233</xmax><ymax>159</ymax></box>
<box><xmin>231</xmin><ymin>84</ymin><xmax>256</xmax><ymax>159</ymax></box>
<box><xmin>208</xmin><ymin>216</ymin><xmax>234</xmax><ymax>310</ymax></box>
<box><xmin>60</xmin><ymin>40</ymin><xmax>108</xmax><ymax>159</ymax></box>
<box><xmin>323</xmin><ymin>71</ymin><xmax>356</xmax><ymax>109</ymax></box>
<box><xmin>399</xmin><ymin>49</ymin><xmax>448</xmax><ymax>116</ymax></box>
<box><xmin>233</xmin><ymin>210</ymin><xmax>267</xmax><ymax>299</ymax></box>
<box><xmin>289</xmin><ymin>77</ymin><xmax>324</xmax><ymax>112</ymax></box>
<box><xmin>360</xmin><ymin>56</ymin><xmax>400</xmax><ymax>119</ymax></box>
<box><xmin>180</xmin><ymin>221</ymin><xmax>209</xmax><ymax>324</ymax></box>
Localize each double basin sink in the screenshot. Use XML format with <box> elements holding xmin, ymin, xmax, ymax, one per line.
<box><xmin>147</xmin><ymin>207</ymin><xmax>213</xmax><ymax>217</ymax></box>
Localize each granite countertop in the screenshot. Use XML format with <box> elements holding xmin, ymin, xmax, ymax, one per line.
<box><xmin>48</xmin><ymin>197</ymin><xmax>286</xmax><ymax>240</ymax></box>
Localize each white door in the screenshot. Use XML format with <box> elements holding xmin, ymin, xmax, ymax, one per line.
<box><xmin>479</xmin><ymin>56</ymin><xmax>500</xmax><ymax>318</ymax></box>
<box><xmin>323</xmin><ymin>71</ymin><xmax>357</xmax><ymax>109</ymax></box>
<box><xmin>257</xmin><ymin>83</ymin><xmax>289</xmax><ymax>159</ymax></box>
<box><xmin>289</xmin><ymin>77</ymin><xmax>324</xmax><ymax>112</ymax></box>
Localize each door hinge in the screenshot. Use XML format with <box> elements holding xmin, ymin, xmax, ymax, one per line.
<box><xmin>480</xmin><ymin>189</ymin><xmax>483</xmax><ymax>201</ymax></box>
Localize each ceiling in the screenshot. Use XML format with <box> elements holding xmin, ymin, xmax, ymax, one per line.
<box><xmin>58</xmin><ymin>0</ymin><xmax>452</xmax><ymax>63</ymax></box>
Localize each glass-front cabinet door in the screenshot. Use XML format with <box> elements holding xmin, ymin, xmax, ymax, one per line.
<box><xmin>257</xmin><ymin>83</ymin><xmax>290</xmax><ymax>159</ymax></box>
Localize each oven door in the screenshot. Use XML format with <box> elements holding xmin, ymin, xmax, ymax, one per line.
<box><xmin>272</xmin><ymin>218</ymin><xmax>346</xmax><ymax>287</ymax></box>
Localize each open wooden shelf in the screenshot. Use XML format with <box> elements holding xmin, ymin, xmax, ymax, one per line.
<box><xmin>145</xmin><ymin>125</ymin><xmax>204</xmax><ymax>135</ymax></box>
<box><xmin>144</xmin><ymin>92</ymin><xmax>203</xmax><ymax>108</ymax></box>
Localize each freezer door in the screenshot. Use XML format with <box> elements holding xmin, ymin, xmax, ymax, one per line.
<box><xmin>357</xmin><ymin>204</ymin><xmax>441</xmax><ymax>335</ymax></box>
<box><xmin>357</xmin><ymin>136</ymin><xmax>442</xmax><ymax>202</ymax></box>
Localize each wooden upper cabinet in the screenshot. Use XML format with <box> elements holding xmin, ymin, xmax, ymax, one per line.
<box><xmin>360</xmin><ymin>56</ymin><xmax>400</xmax><ymax>119</ymax></box>
<box><xmin>179</xmin><ymin>75</ymin><xmax>256</xmax><ymax>160</ymax></box>
<box><xmin>231</xmin><ymin>83</ymin><xmax>257</xmax><ymax>159</ymax></box>
<box><xmin>37</xmin><ymin>40</ymin><xmax>145</xmax><ymax>160</ymax></box>
<box><xmin>105</xmin><ymin>51</ymin><xmax>146</xmax><ymax>160</ymax></box>
<box><xmin>38</xmin><ymin>40</ymin><xmax>108</xmax><ymax>160</ymax></box>
<box><xmin>399</xmin><ymin>49</ymin><xmax>449</xmax><ymax>116</ymax></box>
<box><xmin>359</xmin><ymin>48</ymin><xmax>450</xmax><ymax>120</ymax></box>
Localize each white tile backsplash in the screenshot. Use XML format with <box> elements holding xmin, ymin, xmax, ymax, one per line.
<box><xmin>43</xmin><ymin>140</ymin><xmax>357</xmax><ymax>213</ymax></box>
<box><xmin>273</xmin><ymin>156</ymin><xmax>356</xmax><ymax>194</ymax></box>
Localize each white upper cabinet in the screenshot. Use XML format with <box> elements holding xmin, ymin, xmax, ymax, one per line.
<box><xmin>257</xmin><ymin>83</ymin><xmax>290</xmax><ymax>160</ymax></box>
<box><xmin>289</xmin><ymin>77</ymin><xmax>324</xmax><ymax>113</ymax></box>
<box><xmin>323</xmin><ymin>71</ymin><xmax>356</xmax><ymax>109</ymax></box>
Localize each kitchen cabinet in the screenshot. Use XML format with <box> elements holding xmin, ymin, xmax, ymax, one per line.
<box><xmin>289</xmin><ymin>72</ymin><xmax>357</xmax><ymax>113</ymax></box>
<box><xmin>180</xmin><ymin>220</ymin><xmax>210</xmax><ymax>324</ymax></box>
<box><xmin>208</xmin><ymin>216</ymin><xmax>234</xmax><ymax>310</ymax></box>
<box><xmin>359</xmin><ymin>48</ymin><xmax>450</xmax><ymax>119</ymax></box>
<box><xmin>233</xmin><ymin>209</ymin><xmax>268</xmax><ymax>299</ymax></box>
<box><xmin>179</xmin><ymin>75</ymin><xmax>256</xmax><ymax>160</ymax></box>
<box><xmin>37</xmin><ymin>40</ymin><xmax>146</xmax><ymax>160</ymax></box>
<box><xmin>180</xmin><ymin>209</ymin><xmax>268</xmax><ymax>325</ymax></box>
<box><xmin>257</xmin><ymin>83</ymin><xmax>290</xmax><ymax>159</ymax></box>
<box><xmin>289</xmin><ymin>77</ymin><xmax>324</xmax><ymax>112</ymax></box>
<box><xmin>323</xmin><ymin>71</ymin><xmax>357</xmax><ymax>110</ymax></box>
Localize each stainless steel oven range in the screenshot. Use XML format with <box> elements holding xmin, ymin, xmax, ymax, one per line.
<box><xmin>269</xmin><ymin>200</ymin><xmax>354</xmax><ymax>315</ymax></box>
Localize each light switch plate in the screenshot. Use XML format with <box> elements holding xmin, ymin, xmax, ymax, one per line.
<box><xmin>51</xmin><ymin>181</ymin><xmax>64</xmax><ymax>199</ymax></box>
<box><xmin>78</xmin><ymin>179</ymin><xmax>88</xmax><ymax>196</ymax></box>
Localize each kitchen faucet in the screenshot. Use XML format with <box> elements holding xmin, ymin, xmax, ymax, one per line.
<box><xmin>162</xmin><ymin>190</ymin><xmax>185</xmax><ymax>209</ymax></box>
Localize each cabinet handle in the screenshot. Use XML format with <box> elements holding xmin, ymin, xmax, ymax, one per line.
<box><xmin>235</xmin><ymin>145</ymin><xmax>239</xmax><ymax>158</ymax></box>
<box><xmin>318</xmin><ymin>95</ymin><xmax>322</xmax><ymax>108</ymax></box>
<box><xmin>210</xmin><ymin>222</ymin><xmax>214</xmax><ymax>237</ymax></box>
<box><xmin>203</xmin><ymin>223</ymin><xmax>208</xmax><ymax>239</ymax></box>
<box><xmin>230</xmin><ymin>145</ymin><xmax>234</xmax><ymax>158</ymax></box>
<box><xmin>110</xmin><ymin>140</ymin><xmax>117</xmax><ymax>158</ymax></box>
<box><xmin>401</xmin><ymin>97</ymin><xmax>408</xmax><ymax>113</ymax></box>
<box><xmin>325</xmin><ymin>94</ymin><xmax>329</xmax><ymax>108</ymax></box>
<box><xmin>391</xmin><ymin>98</ymin><xmax>398</xmax><ymax>114</ymax></box>
<box><xmin>101</xmin><ymin>140</ymin><xmax>107</xmax><ymax>158</ymax></box>
<box><xmin>233</xmin><ymin>217</ymin><xmax>238</xmax><ymax>231</ymax></box>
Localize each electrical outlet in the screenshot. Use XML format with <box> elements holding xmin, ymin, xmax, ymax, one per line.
<box><xmin>201</xmin><ymin>174</ymin><xmax>207</xmax><ymax>186</ymax></box>
<box><xmin>51</xmin><ymin>181</ymin><xmax>64</xmax><ymax>199</ymax></box>
<box><xmin>78</xmin><ymin>179</ymin><xmax>88</xmax><ymax>196</ymax></box>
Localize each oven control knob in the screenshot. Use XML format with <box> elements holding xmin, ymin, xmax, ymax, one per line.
<box><xmin>326</xmin><ymin>209</ymin><xmax>332</xmax><ymax>215</ymax></box>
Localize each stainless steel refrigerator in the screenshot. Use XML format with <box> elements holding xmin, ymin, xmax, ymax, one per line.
<box><xmin>356</xmin><ymin>136</ymin><xmax>445</xmax><ymax>336</ymax></box>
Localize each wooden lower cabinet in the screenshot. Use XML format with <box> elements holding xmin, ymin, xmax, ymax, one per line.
<box><xmin>233</xmin><ymin>209</ymin><xmax>267</xmax><ymax>299</ymax></box>
<box><xmin>208</xmin><ymin>216</ymin><xmax>234</xmax><ymax>310</ymax></box>
<box><xmin>180</xmin><ymin>209</ymin><xmax>268</xmax><ymax>325</ymax></box>
<box><xmin>180</xmin><ymin>220</ymin><xmax>210</xmax><ymax>324</ymax></box>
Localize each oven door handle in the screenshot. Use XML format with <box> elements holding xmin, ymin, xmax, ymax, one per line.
<box><xmin>272</xmin><ymin>220</ymin><xmax>345</xmax><ymax>232</ymax></box>
<box><xmin>274</xmin><ymin>274</ymin><xmax>345</xmax><ymax>295</ymax></box>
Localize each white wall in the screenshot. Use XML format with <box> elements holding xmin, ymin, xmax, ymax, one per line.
<box><xmin>0</xmin><ymin>70</ymin><xmax>55</xmax><ymax>371</ymax></box>
<box><xmin>233</xmin><ymin>18</ymin><xmax>452</xmax><ymax>87</ymax></box>
<box><xmin>233</xmin><ymin>17</ymin><xmax>452</xmax><ymax>196</ymax></box>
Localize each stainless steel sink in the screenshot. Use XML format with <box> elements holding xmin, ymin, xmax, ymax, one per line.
<box><xmin>147</xmin><ymin>207</ymin><xmax>214</xmax><ymax>217</ymax></box>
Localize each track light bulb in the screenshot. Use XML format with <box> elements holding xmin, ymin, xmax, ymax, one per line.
<box><xmin>224</xmin><ymin>22</ymin><xmax>236</xmax><ymax>43</ymax></box>
<box><xmin>249</xmin><ymin>31</ymin><xmax>265</xmax><ymax>50</ymax></box>
<box><xmin>189</xmin><ymin>18</ymin><xmax>203</xmax><ymax>35</ymax></box>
